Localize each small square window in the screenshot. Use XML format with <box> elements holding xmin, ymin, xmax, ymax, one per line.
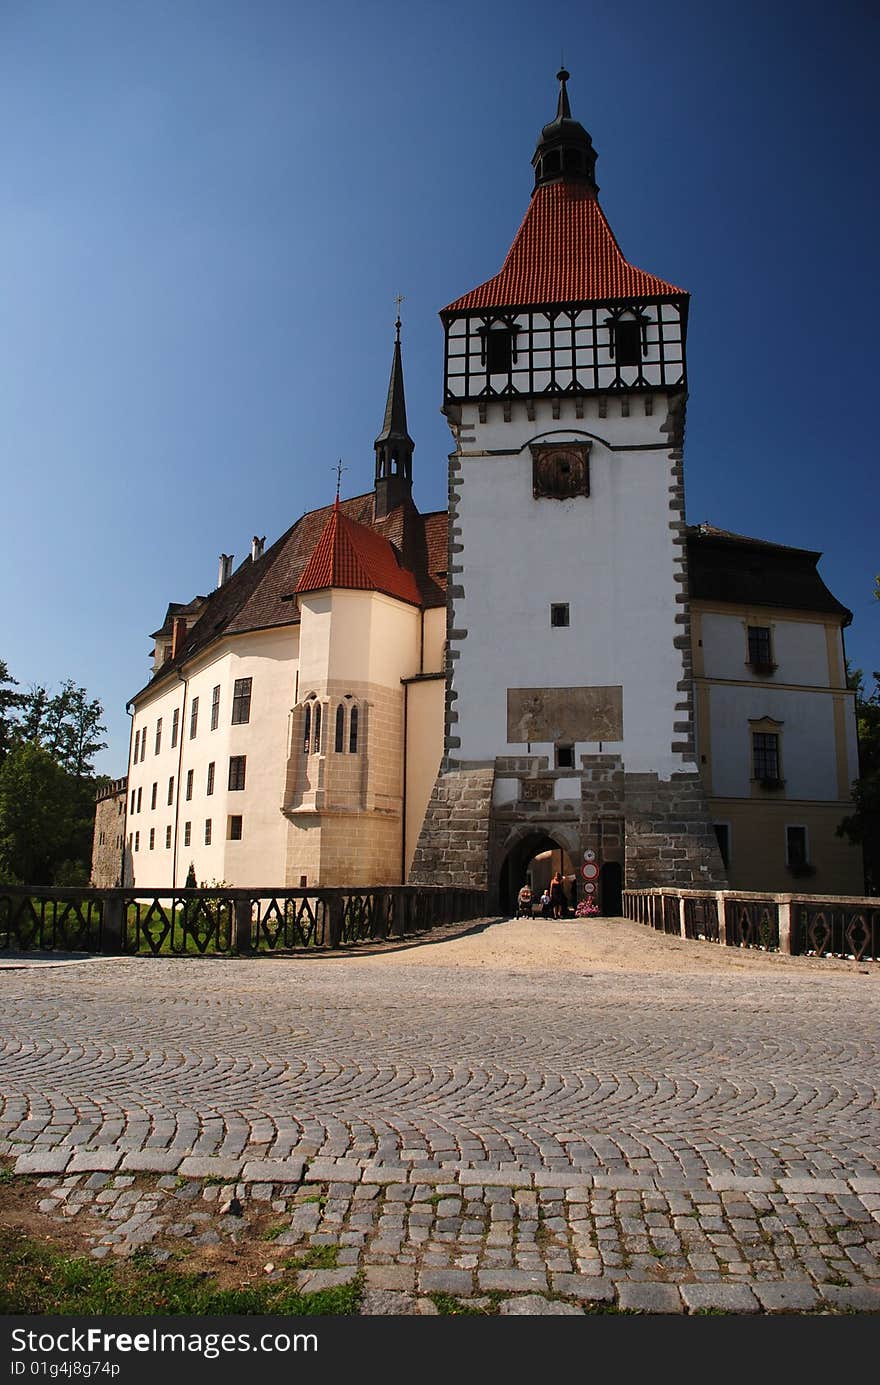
<box><xmin>228</xmin><ymin>815</ymin><xmax>243</xmax><ymax>841</ymax></box>
<box><xmin>556</xmin><ymin>744</ymin><xmax>575</xmax><ymax>769</ymax></box>
<box><xmin>550</xmin><ymin>603</ymin><xmax>570</xmax><ymax>628</ymax></box>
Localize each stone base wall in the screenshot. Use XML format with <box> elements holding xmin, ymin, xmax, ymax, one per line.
<box><xmin>90</xmin><ymin>781</ymin><xmax>128</xmax><ymax>888</ymax></box>
<box><xmin>408</xmin><ymin>768</ymin><xmax>495</xmax><ymax>890</ymax></box>
<box><xmin>625</xmin><ymin>771</ymin><xmax>728</xmax><ymax>889</ymax></box>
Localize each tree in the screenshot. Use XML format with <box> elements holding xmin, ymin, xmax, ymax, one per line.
<box><xmin>0</xmin><ymin>660</ymin><xmax>26</xmax><ymax>765</ymax></box>
<box><xmin>837</xmin><ymin>665</ymin><xmax>880</xmax><ymax>894</ymax></box>
<box><xmin>0</xmin><ymin>744</ymin><xmax>78</xmax><ymax>884</ymax></box>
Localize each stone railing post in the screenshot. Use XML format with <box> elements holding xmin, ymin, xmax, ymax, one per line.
<box><xmin>232</xmin><ymin>893</ymin><xmax>253</xmax><ymax>955</ymax></box>
<box><xmin>101</xmin><ymin>891</ymin><xmax>125</xmax><ymax>955</ymax></box>
<box><xmin>716</xmin><ymin>892</ymin><xmax>728</xmax><ymax>947</ymax></box>
<box><xmin>393</xmin><ymin>891</ymin><xmax>406</xmax><ymax>939</ymax></box>
<box><xmin>328</xmin><ymin>893</ymin><xmax>343</xmax><ymax>949</ymax></box>
<box><xmin>678</xmin><ymin>893</ymin><xmax>687</xmax><ymax>939</ymax></box>
<box><xmin>777</xmin><ymin>897</ymin><xmax>793</xmax><ymax>955</ymax></box>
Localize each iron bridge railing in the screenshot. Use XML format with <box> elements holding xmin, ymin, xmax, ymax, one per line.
<box><xmin>0</xmin><ymin>885</ymin><xmax>488</xmax><ymax>957</ymax></box>
<box><xmin>622</xmin><ymin>888</ymin><xmax>879</xmax><ymax>961</ymax></box>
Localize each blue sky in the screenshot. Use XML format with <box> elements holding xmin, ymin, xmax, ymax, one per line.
<box><xmin>1</xmin><ymin>0</ymin><xmax>876</xmax><ymax>774</ymax></box>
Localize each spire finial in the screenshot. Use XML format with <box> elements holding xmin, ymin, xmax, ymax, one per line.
<box><xmin>556</xmin><ymin>65</ymin><xmax>571</xmax><ymax>120</ymax></box>
<box><xmin>333</xmin><ymin>458</ymin><xmax>347</xmax><ymax>509</ymax></box>
<box><xmin>394</xmin><ymin>293</ymin><xmax>405</xmax><ymax>340</ymax></box>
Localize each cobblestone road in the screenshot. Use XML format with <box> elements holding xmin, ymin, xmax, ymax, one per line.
<box><xmin>2</xmin><ymin>918</ymin><xmax>879</xmax><ymax>1313</ymax></box>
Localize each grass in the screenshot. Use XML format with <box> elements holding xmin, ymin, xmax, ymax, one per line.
<box><xmin>262</xmin><ymin>1223</ymin><xmax>288</xmax><ymax>1242</ymax></box>
<box><xmin>0</xmin><ymin>1226</ymin><xmax>361</xmax><ymax>1316</ymax></box>
<box><xmin>429</xmin><ymin>1292</ymin><xmax>493</xmax><ymax>1315</ymax></box>
<box><xmin>282</xmin><ymin>1246</ymin><xmax>339</xmax><ymax>1270</ymax></box>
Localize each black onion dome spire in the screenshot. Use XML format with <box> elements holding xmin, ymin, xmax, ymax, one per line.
<box><xmin>531</xmin><ymin>68</ymin><xmax>598</xmax><ymax>194</ymax></box>
<box><xmin>374</xmin><ymin>314</ymin><xmax>415</xmax><ymax>518</ymax></box>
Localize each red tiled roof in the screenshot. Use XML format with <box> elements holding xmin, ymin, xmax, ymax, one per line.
<box><xmin>295</xmin><ymin>504</ymin><xmax>423</xmax><ymax>606</ymax></box>
<box><xmin>443</xmin><ymin>182</ymin><xmax>684</xmax><ymax>313</ymax></box>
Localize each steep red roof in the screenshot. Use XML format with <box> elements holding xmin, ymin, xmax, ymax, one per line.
<box><xmin>295</xmin><ymin>504</ymin><xmax>423</xmax><ymax>606</ymax></box>
<box><xmin>443</xmin><ymin>182</ymin><xmax>684</xmax><ymax>313</ymax></box>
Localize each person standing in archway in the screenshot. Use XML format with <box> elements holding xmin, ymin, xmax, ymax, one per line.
<box><xmin>550</xmin><ymin>871</ymin><xmax>566</xmax><ymax>919</ymax></box>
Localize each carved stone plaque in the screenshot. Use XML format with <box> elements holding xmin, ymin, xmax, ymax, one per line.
<box><xmin>531</xmin><ymin>443</ymin><xmax>591</xmax><ymax>500</ymax></box>
<box><xmin>507</xmin><ymin>686</ymin><xmax>623</xmax><ymax>745</ymax></box>
<box><xmin>520</xmin><ymin>778</ymin><xmax>554</xmax><ymax>801</ymax></box>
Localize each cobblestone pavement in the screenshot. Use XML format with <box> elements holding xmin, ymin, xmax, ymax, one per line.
<box><xmin>1</xmin><ymin>918</ymin><xmax>879</xmax><ymax>1313</ymax></box>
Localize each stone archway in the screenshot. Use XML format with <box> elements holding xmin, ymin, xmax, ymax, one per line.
<box><xmin>496</xmin><ymin>825</ymin><xmax>579</xmax><ymax>915</ymax></box>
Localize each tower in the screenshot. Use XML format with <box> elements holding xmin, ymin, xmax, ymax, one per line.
<box><xmin>374</xmin><ymin>314</ymin><xmax>415</xmax><ymax>519</ymax></box>
<box><xmin>411</xmin><ymin>70</ymin><xmax>726</xmax><ymax>908</ymax></box>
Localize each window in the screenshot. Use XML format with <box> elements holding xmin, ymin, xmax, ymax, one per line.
<box><xmin>185</xmin><ymin>769</ymin><xmax>193</xmax><ymax>801</ymax></box>
<box><xmin>133</xmin><ymin>729</ymin><xmax>140</xmax><ymax>763</ymax></box>
<box><xmin>613</xmin><ymin>317</ymin><xmax>642</xmax><ymax>366</ymax></box>
<box><xmin>131</xmin><ymin>789</ymin><xmax>136</xmax><ymax>814</ymax></box>
<box><xmin>165</xmin><ymin>825</ymin><xmax>172</xmax><ymax>849</ymax></box>
<box><xmin>313</xmin><ymin>702</ymin><xmax>322</xmax><ymax>753</ymax></box>
<box><xmin>303</xmin><ymin>702</ymin><xmax>312</xmax><ymax>753</ymax></box>
<box><xmin>556</xmin><ymin>744</ymin><xmax>575</xmax><ymax>769</ymax></box>
<box><xmin>134</xmin><ymin>831</ymin><xmax>139</xmax><ymax>852</ymax></box>
<box><xmin>752</xmin><ymin>732</ymin><xmax>780</xmax><ymax>782</ymax></box>
<box><xmin>154</xmin><ymin>718</ymin><xmax>162</xmax><ymax>755</ymax></box>
<box><xmin>550</xmin><ymin>603</ymin><xmax>570</xmax><ymax>628</ymax></box>
<box><xmin>232</xmin><ymin>677</ymin><xmax>252</xmax><ymax>725</ymax></box>
<box><xmin>335</xmin><ymin>704</ymin><xmax>345</xmax><ymax>753</ymax></box>
<box><xmin>150</xmin><ymin>782</ymin><xmax>157</xmax><ymax>811</ymax></box>
<box><xmin>786</xmin><ymin>825</ymin><xmax>809</xmax><ymax>868</ymax></box>
<box><xmin>210</xmin><ymin>684</ymin><xmax>220</xmax><ymax>731</ymax></box>
<box><xmin>189</xmin><ymin>696</ymin><xmax>199</xmax><ymax>739</ymax></box>
<box><xmin>206</xmin><ymin>762</ymin><xmax>215</xmax><ymax>796</ymax></box>
<box><xmin>485</xmin><ymin>328</ymin><xmax>512</xmax><ymax>376</ymax></box>
<box><xmin>228</xmin><ymin>815</ymin><xmax>243</xmax><ymax>841</ymax></box>
<box><xmin>747</xmin><ymin>625</ymin><xmax>774</xmax><ymax>673</ymax></box>
<box><xmin>204</xmin><ymin>819</ymin><xmax>212</xmax><ymax>846</ymax></box>
<box><xmin>167</xmin><ymin>776</ymin><xmax>174</xmax><ymax>806</ymax></box>
<box><xmin>149</xmin><ymin>828</ymin><xmax>155</xmax><ymax>851</ymax></box>
<box><xmin>141</xmin><ymin>732</ymin><xmax>147</xmax><ymax>763</ymax></box>
<box><xmin>228</xmin><ymin>755</ymin><xmax>246</xmax><ymax>791</ymax></box>
<box><xmin>184</xmin><ymin>821</ymin><xmax>191</xmax><ymax>847</ymax></box>
<box><xmin>171</xmin><ymin>707</ymin><xmax>179</xmax><ymax>749</ymax></box>
<box><xmin>713</xmin><ymin>823</ymin><xmax>731</xmax><ymax>869</ymax></box>
<box><xmin>136</xmin><ymin>787</ymin><xmax>142</xmax><ymax>813</ymax></box>
<box><xmin>349</xmin><ymin>705</ymin><xmax>359</xmax><ymax>754</ymax></box>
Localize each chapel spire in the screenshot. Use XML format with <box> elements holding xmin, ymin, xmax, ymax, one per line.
<box><xmin>531</xmin><ymin>67</ymin><xmax>598</xmax><ymax>194</ymax></box>
<box><xmin>374</xmin><ymin>309</ymin><xmax>415</xmax><ymax>519</ymax></box>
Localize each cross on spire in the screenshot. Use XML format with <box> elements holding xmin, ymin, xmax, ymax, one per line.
<box><xmin>333</xmin><ymin>458</ymin><xmax>347</xmax><ymax>508</ymax></box>
<box><xmin>394</xmin><ymin>293</ymin><xmax>405</xmax><ymax>340</ymax></box>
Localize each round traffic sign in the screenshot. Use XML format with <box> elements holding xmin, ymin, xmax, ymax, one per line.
<box><xmin>583</xmin><ymin>849</ymin><xmax>596</xmax><ymax>862</ymax></box>
<box><xmin>581</xmin><ymin>862</ymin><xmax>599</xmax><ymax>881</ymax></box>
<box><xmin>582</xmin><ymin>882</ymin><xmax>596</xmax><ymax>895</ymax></box>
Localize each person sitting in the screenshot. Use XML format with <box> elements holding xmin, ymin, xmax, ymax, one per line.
<box><xmin>516</xmin><ymin>884</ymin><xmax>533</xmax><ymax>918</ymax></box>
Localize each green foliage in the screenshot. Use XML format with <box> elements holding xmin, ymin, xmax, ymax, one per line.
<box><xmin>0</xmin><ymin>659</ymin><xmax>109</xmax><ymax>885</ymax></box>
<box><xmin>0</xmin><ymin>1225</ymin><xmax>361</xmax><ymax>1315</ymax></box>
<box><xmin>838</xmin><ymin>663</ymin><xmax>880</xmax><ymax>893</ymax></box>
<box><xmin>282</xmin><ymin>1246</ymin><xmax>339</xmax><ymax>1269</ymax></box>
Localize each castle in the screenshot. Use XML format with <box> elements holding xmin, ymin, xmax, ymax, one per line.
<box><xmin>93</xmin><ymin>72</ymin><xmax>862</xmax><ymax>907</ymax></box>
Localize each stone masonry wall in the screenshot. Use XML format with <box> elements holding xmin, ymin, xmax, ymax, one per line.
<box><xmin>408</xmin><ymin>768</ymin><xmax>495</xmax><ymax>890</ymax></box>
<box><xmin>90</xmin><ymin>779</ymin><xmax>128</xmax><ymax>887</ymax></box>
<box><xmin>624</xmin><ymin>771</ymin><xmax>728</xmax><ymax>889</ymax></box>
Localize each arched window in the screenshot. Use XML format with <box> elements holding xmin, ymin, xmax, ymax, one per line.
<box><xmin>313</xmin><ymin>702</ymin><xmax>322</xmax><ymax>753</ymax></box>
<box><xmin>335</xmin><ymin>703</ymin><xmax>345</xmax><ymax>753</ymax></box>
<box><xmin>302</xmin><ymin>702</ymin><xmax>311</xmax><ymax>753</ymax></box>
<box><xmin>349</xmin><ymin>705</ymin><xmax>359</xmax><ymax>754</ymax></box>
